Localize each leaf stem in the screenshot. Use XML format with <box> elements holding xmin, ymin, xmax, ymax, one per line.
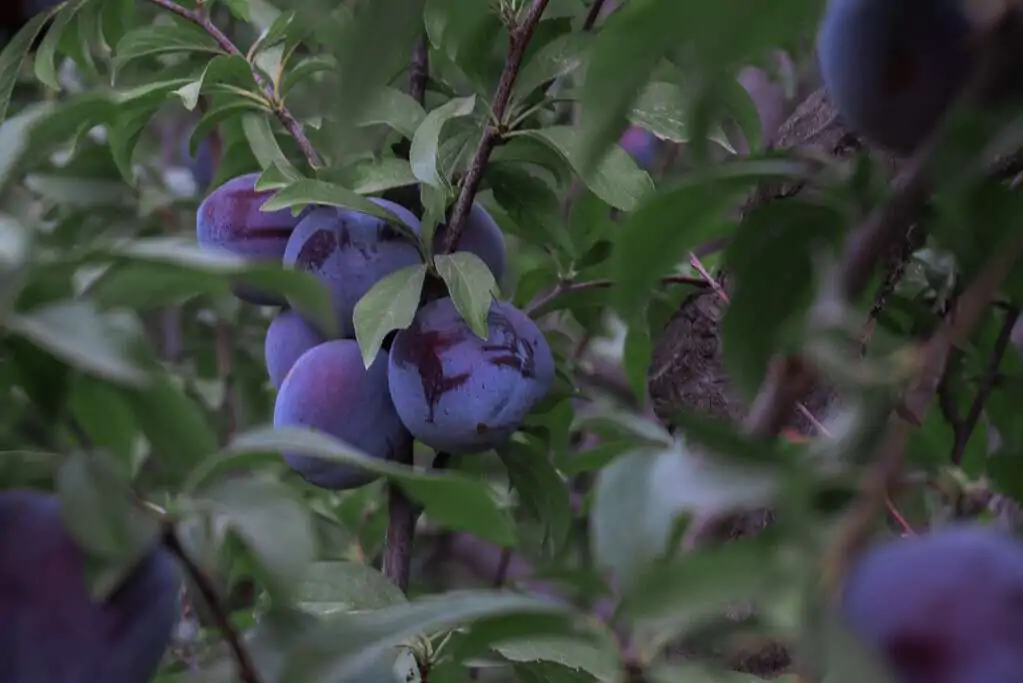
<box><xmin>436</xmin><ymin>0</ymin><xmax>552</xmax><ymax>255</ymax></box>
<box><xmin>145</xmin><ymin>0</ymin><xmax>323</xmax><ymax>168</ymax></box>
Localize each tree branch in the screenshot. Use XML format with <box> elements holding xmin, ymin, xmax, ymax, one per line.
<box><xmin>436</xmin><ymin>0</ymin><xmax>552</xmax><ymax>254</ymax></box>
<box><xmin>824</xmin><ymin>227</ymin><xmax>1023</xmax><ymax>591</ymax></box>
<box><xmin>525</xmin><ymin>273</ymin><xmax>708</xmax><ymax>316</ymax></box>
<box><xmin>162</xmin><ymin>523</ymin><xmax>264</xmax><ymax>683</ymax></box>
<box><xmin>409</xmin><ymin>35</ymin><xmax>430</xmax><ymax>107</ymax></box>
<box><xmin>381</xmin><ymin>442</ymin><xmax>418</xmax><ymax>592</ymax></box>
<box><xmin>953</xmin><ymin>306</ymin><xmax>1019</xmax><ymax>463</ymax></box>
<box><xmin>145</xmin><ymin>0</ymin><xmax>323</xmax><ymax>168</ymax></box>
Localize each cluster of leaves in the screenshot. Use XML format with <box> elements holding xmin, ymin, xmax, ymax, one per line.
<box><xmin>2</xmin><ymin>0</ymin><xmax>1023</xmax><ymax>682</ymax></box>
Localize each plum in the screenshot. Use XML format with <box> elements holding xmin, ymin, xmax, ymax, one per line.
<box><xmin>0</xmin><ymin>489</ymin><xmax>181</xmax><ymax>683</ymax></box>
<box><xmin>840</xmin><ymin>524</ymin><xmax>1023</xmax><ymax>683</ymax></box>
<box><xmin>274</xmin><ymin>339</ymin><xmax>411</xmax><ymax>489</ymax></box>
<box><xmin>283</xmin><ymin>199</ymin><xmax>422</xmax><ymax>338</ymax></box>
<box><xmin>619</xmin><ymin>125</ymin><xmax>660</xmax><ymax>169</ymax></box>
<box><xmin>196</xmin><ymin>172</ymin><xmax>307</xmax><ymax>305</ymax></box>
<box><xmin>264</xmin><ymin>308</ymin><xmax>326</xmax><ymax>389</ymax></box>
<box><xmin>816</xmin><ymin>0</ymin><xmax>973</xmax><ymax>154</ymax></box>
<box><xmin>387</xmin><ymin>297</ymin><xmax>555</xmax><ymax>454</ymax></box>
<box><xmin>434</xmin><ymin>203</ymin><xmax>507</xmax><ymax>283</ymax></box>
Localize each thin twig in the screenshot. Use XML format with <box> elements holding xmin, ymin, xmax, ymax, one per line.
<box><xmin>581</xmin><ymin>0</ymin><xmax>611</xmax><ymax>30</ymax></box>
<box><xmin>524</xmin><ymin>273</ymin><xmax>707</xmax><ymax>316</ymax></box>
<box><xmin>437</xmin><ymin>0</ymin><xmax>552</xmax><ymax>254</ymax></box>
<box><xmin>162</xmin><ymin>524</ymin><xmax>264</xmax><ymax>683</ymax></box>
<box><xmin>145</xmin><ymin>0</ymin><xmax>322</xmax><ymax>167</ymax></box>
<box><xmin>824</xmin><ymin>227</ymin><xmax>1023</xmax><ymax>593</ymax></box>
<box><xmin>409</xmin><ymin>35</ymin><xmax>430</xmax><ymax>107</ymax></box>
<box><xmin>382</xmin><ymin>442</ymin><xmax>419</xmax><ymax>592</ymax></box>
<box><xmin>493</xmin><ymin>548</ymin><xmax>513</xmax><ymax>587</ymax></box>
<box><xmin>953</xmin><ymin>306</ymin><xmax>1020</xmax><ymax>463</ymax></box>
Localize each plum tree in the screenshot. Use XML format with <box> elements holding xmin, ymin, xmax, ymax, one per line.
<box><xmin>433</xmin><ymin>203</ymin><xmax>507</xmax><ymax>283</ymax></box>
<box><xmin>196</xmin><ymin>172</ymin><xmax>307</xmax><ymax>305</ymax></box>
<box><xmin>0</xmin><ymin>489</ymin><xmax>181</xmax><ymax>683</ymax></box>
<box><xmin>264</xmin><ymin>308</ymin><xmax>326</xmax><ymax>389</ymax></box>
<box><xmin>283</xmin><ymin>199</ymin><xmax>422</xmax><ymax>338</ymax></box>
<box><xmin>816</xmin><ymin>0</ymin><xmax>972</xmax><ymax>154</ymax></box>
<box><xmin>387</xmin><ymin>297</ymin><xmax>555</xmax><ymax>454</ymax></box>
<box><xmin>274</xmin><ymin>339</ymin><xmax>411</xmax><ymax>489</ymax></box>
<box><xmin>840</xmin><ymin>524</ymin><xmax>1023</xmax><ymax>683</ymax></box>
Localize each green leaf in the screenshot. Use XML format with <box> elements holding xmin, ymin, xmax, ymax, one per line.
<box><xmin>262</xmin><ymin>179</ymin><xmax>421</xmax><ymax>238</ymax></box>
<box><xmin>410</xmin><ymin>95</ymin><xmax>477</xmax><ymax>189</ymax></box>
<box><xmin>0</xmin><ymin>8</ymin><xmax>61</xmax><ymax>124</ymax></box>
<box><xmin>280</xmin><ymin>591</ymin><xmax>577</xmax><ymax>683</ymax></box>
<box><xmin>623</xmin><ymin>320</ymin><xmax>652</xmax><ymax>400</ymax></box>
<box><xmin>434</xmin><ymin>252</ymin><xmax>497</xmax><ymax>339</ymax></box>
<box><xmin>56</xmin><ymin>452</ymin><xmax>161</xmax><ymax>599</ymax></box>
<box><xmin>243</xmin><ymin>113</ymin><xmax>300</xmax><ymax>178</ymax></box>
<box><xmin>105</xmin><ymin>237</ymin><xmax>338</xmax><ymax>337</ymax></box>
<box><xmin>493</xmin><ymin>629</ymin><xmax>621</xmax><ymax>683</ymax></box>
<box><xmin>621</xmin><ymin>531</ymin><xmax>789</xmax><ymax>629</ymax></box>
<box><xmin>0</xmin><ymin>104</ymin><xmax>55</xmax><ymax>195</ymax></box>
<box><xmin>68</xmin><ymin>375</ymin><xmax>139</xmax><ymax>470</ymax></box>
<box><xmin>722</xmin><ymin>200</ymin><xmax>847</xmax><ymax>399</ymax></box>
<box><xmin>512</xmin><ymin>32</ymin><xmax>591</xmax><ymax>102</ymax></box>
<box><xmin>295</xmin><ymin>561</ymin><xmax>408</xmax><ymax>616</ymax></box>
<box><xmin>424</xmin><ymin>0</ymin><xmax>501</xmax><ymax>94</ymax></box>
<box><xmin>33</xmin><ymin>0</ymin><xmax>86</xmax><ymax>90</ymax></box>
<box><xmin>353</xmin><ymin>263</ymin><xmax>427</xmax><ymax>368</ymax></box>
<box><xmin>612</xmin><ymin>158</ymin><xmax>810</xmax><ymax>315</ymax></box>
<box><xmin>226</xmin><ymin>427</ymin><xmax>516</xmax><ymax>546</ymax></box>
<box><xmin>194</xmin><ymin>475</ymin><xmax>317</xmax><ymax>600</ymax></box>
<box><xmin>520</xmin><ymin>126</ymin><xmax>653</xmax><ymax>211</ymax></box>
<box><xmin>591</xmin><ymin>439</ymin><xmax>778</xmax><ymax>588</ymax></box>
<box><xmin>497</xmin><ymin>441</ymin><xmax>573</xmax><ymax>554</ymax></box>
<box><xmin>126</xmin><ymin>371</ymin><xmax>219</xmax><ymax>488</ymax></box>
<box><xmin>5</xmin><ymin>301</ymin><xmax>146</xmax><ymax>386</ymax></box>
<box><xmin>113</xmin><ymin>22</ymin><xmax>221</xmax><ymax>72</ymax></box>
<box><xmin>354</xmin><ymin>86</ymin><xmax>426</xmax><ymax>140</ymax></box>
<box><xmin>340</xmin><ymin>157</ymin><xmax>419</xmax><ymax>195</ymax></box>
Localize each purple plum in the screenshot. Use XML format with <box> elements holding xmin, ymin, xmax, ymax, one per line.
<box><xmin>0</xmin><ymin>489</ymin><xmax>181</xmax><ymax>683</ymax></box>
<box><xmin>283</xmin><ymin>199</ymin><xmax>423</xmax><ymax>338</ymax></box>
<box><xmin>274</xmin><ymin>339</ymin><xmax>411</xmax><ymax>489</ymax></box>
<box><xmin>434</xmin><ymin>202</ymin><xmax>507</xmax><ymax>283</ymax></box>
<box><xmin>387</xmin><ymin>297</ymin><xmax>555</xmax><ymax>454</ymax></box>
<box><xmin>264</xmin><ymin>308</ymin><xmax>327</xmax><ymax>389</ymax></box>
<box><xmin>841</xmin><ymin>524</ymin><xmax>1023</xmax><ymax>683</ymax></box>
<box><xmin>196</xmin><ymin>172</ymin><xmax>307</xmax><ymax>305</ymax></box>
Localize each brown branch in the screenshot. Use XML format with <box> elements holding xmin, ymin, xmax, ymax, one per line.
<box><xmin>409</xmin><ymin>35</ymin><xmax>430</xmax><ymax>108</ymax></box>
<box><xmin>824</xmin><ymin>227</ymin><xmax>1023</xmax><ymax>593</ymax></box>
<box><xmin>161</xmin><ymin>523</ymin><xmax>264</xmax><ymax>683</ymax></box>
<box><xmin>953</xmin><ymin>306</ymin><xmax>1019</xmax><ymax>463</ymax></box>
<box><xmin>437</xmin><ymin>0</ymin><xmax>552</xmax><ymax>254</ymax></box>
<box><xmin>581</xmin><ymin>0</ymin><xmax>611</xmax><ymax>30</ymax></box>
<box><xmin>381</xmin><ymin>442</ymin><xmax>418</xmax><ymax>592</ymax></box>
<box><xmin>525</xmin><ymin>273</ymin><xmax>708</xmax><ymax>316</ymax></box>
<box><xmin>145</xmin><ymin>0</ymin><xmax>323</xmax><ymax>168</ymax></box>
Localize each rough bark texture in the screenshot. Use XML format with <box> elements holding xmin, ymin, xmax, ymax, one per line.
<box><xmin>646</xmin><ymin>88</ymin><xmax>907</xmax><ymax>677</ymax></box>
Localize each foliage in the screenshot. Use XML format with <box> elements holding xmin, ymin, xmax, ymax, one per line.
<box><xmin>1</xmin><ymin>0</ymin><xmax>1023</xmax><ymax>682</ymax></box>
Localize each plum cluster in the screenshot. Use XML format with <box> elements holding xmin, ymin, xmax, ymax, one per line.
<box><xmin>839</xmin><ymin>524</ymin><xmax>1023</xmax><ymax>683</ymax></box>
<box><xmin>817</xmin><ymin>0</ymin><xmax>1023</xmax><ymax>153</ymax></box>
<box><xmin>195</xmin><ymin>175</ymin><xmax>554</xmax><ymax>489</ymax></box>
<box><xmin>0</xmin><ymin>489</ymin><xmax>181</xmax><ymax>683</ymax></box>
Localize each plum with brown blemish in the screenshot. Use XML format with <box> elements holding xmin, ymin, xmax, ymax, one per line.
<box><xmin>283</xmin><ymin>199</ymin><xmax>422</xmax><ymax>338</ymax></box>
<box><xmin>0</xmin><ymin>489</ymin><xmax>181</xmax><ymax>683</ymax></box>
<box><xmin>387</xmin><ymin>297</ymin><xmax>555</xmax><ymax>454</ymax></box>
<box><xmin>195</xmin><ymin>172</ymin><xmax>307</xmax><ymax>305</ymax></box>
<box><xmin>274</xmin><ymin>339</ymin><xmax>411</xmax><ymax>489</ymax></box>
<box><xmin>840</xmin><ymin>524</ymin><xmax>1023</xmax><ymax>683</ymax></box>
<box><xmin>264</xmin><ymin>308</ymin><xmax>326</xmax><ymax>389</ymax></box>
